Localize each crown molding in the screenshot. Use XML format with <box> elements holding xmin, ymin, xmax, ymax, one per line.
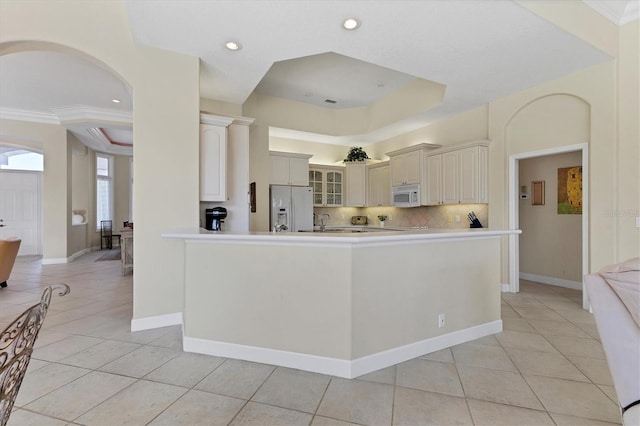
<box><xmin>0</xmin><ymin>106</ymin><xmax>133</xmax><ymax>125</ymax></box>
<box><xmin>53</xmin><ymin>105</ymin><xmax>132</xmax><ymax>124</ymax></box>
<box><xmin>86</xmin><ymin>127</ymin><xmax>112</xmax><ymax>146</ymax></box>
<box><xmin>73</xmin><ymin>127</ymin><xmax>132</xmax><ymax>156</ymax></box>
<box><xmin>199</xmin><ymin>113</ymin><xmax>235</xmax><ymax>127</ymax></box>
<box><xmin>584</xmin><ymin>0</ymin><xmax>640</xmax><ymax>26</ymax></box>
<box><xmin>0</xmin><ymin>107</ymin><xmax>60</xmax><ymax>124</ymax></box>
<box><xmin>623</xmin><ymin>1</ymin><xmax>640</xmax><ymax>24</ymax></box>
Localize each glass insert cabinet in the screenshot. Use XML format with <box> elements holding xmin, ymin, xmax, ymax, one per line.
<box><xmin>308</xmin><ymin>166</ymin><xmax>344</xmax><ymax>207</ymax></box>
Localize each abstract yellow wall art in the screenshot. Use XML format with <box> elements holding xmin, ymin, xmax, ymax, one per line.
<box><xmin>558</xmin><ymin>166</ymin><xmax>582</xmax><ymax>214</ymax></box>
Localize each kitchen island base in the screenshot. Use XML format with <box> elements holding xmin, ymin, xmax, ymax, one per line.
<box><xmin>169</xmin><ymin>230</ymin><xmax>509</xmax><ymax>379</ymax></box>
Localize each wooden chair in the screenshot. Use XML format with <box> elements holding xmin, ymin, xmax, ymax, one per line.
<box><xmin>0</xmin><ymin>284</ymin><xmax>70</xmax><ymax>425</ymax></box>
<box><xmin>100</xmin><ymin>220</ymin><xmax>121</xmax><ymax>250</ymax></box>
<box><xmin>0</xmin><ymin>238</ymin><xmax>21</xmax><ymax>289</ymax></box>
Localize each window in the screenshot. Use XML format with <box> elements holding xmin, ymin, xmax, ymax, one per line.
<box><xmin>0</xmin><ymin>148</ymin><xmax>43</xmax><ymax>171</ymax></box>
<box><xmin>96</xmin><ymin>154</ymin><xmax>114</xmax><ymax>230</ymax></box>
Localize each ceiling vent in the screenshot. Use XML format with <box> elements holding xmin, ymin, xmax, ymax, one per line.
<box><xmin>324</xmin><ymin>99</ymin><xmax>337</xmax><ymax>104</ymax></box>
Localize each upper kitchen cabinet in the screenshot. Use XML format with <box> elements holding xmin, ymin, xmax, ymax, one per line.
<box><xmin>200</xmin><ymin>114</ymin><xmax>232</xmax><ymax>202</ymax></box>
<box><xmin>425</xmin><ymin>140</ymin><xmax>489</xmax><ymax>205</ymax></box>
<box><xmin>345</xmin><ymin>162</ymin><xmax>368</xmax><ymax>207</ymax></box>
<box><xmin>200</xmin><ymin>113</ymin><xmax>255</xmax><ymax>230</ymax></box>
<box><xmin>387</xmin><ymin>143</ymin><xmax>440</xmax><ymax>186</ymax></box>
<box><xmin>269</xmin><ymin>151</ymin><xmax>313</xmax><ymax>186</ymax></box>
<box><xmin>309</xmin><ymin>165</ymin><xmax>344</xmax><ymax>207</ymax></box>
<box><xmin>368</xmin><ymin>161</ymin><xmax>390</xmax><ymax>207</ymax></box>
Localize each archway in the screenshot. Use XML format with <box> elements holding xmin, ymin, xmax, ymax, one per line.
<box><xmin>505</xmin><ymin>94</ymin><xmax>590</xmax><ymax>310</ymax></box>
<box><xmin>0</xmin><ymin>41</ymin><xmax>133</xmax><ymax>261</ymax></box>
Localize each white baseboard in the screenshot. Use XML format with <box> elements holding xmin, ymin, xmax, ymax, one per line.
<box><xmin>501</xmin><ymin>283</ymin><xmax>511</xmax><ymax>292</ymax></box>
<box><xmin>131</xmin><ymin>312</ymin><xmax>183</xmax><ymax>332</ymax></box>
<box><xmin>41</xmin><ymin>247</ymin><xmax>95</xmax><ymax>265</ymax></box>
<box><xmin>70</xmin><ymin>248</ymin><xmax>92</xmax><ymax>261</ymax></box>
<box><xmin>184</xmin><ymin>337</ymin><xmax>353</xmax><ymax>378</ymax></box>
<box><xmin>183</xmin><ymin>320</ymin><xmax>502</xmax><ymax>379</ymax></box>
<box><xmin>350</xmin><ymin>320</ymin><xmax>502</xmax><ymax>378</ymax></box>
<box><xmin>520</xmin><ymin>272</ymin><xmax>583</xmax><ymax>290</ymax></box>
<box><xmin>41</xmin><ymin>257</ymin><xmax>69</xmax><ymax>265</ymax></box>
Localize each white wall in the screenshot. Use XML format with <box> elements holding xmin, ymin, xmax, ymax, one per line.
<box><xmin>270</xmin><ymin>136</ymin><xmax>346</xmax><ymax>165</ymax></box>
<box><xmin>1</xmin><ymin>0</ymin><xmax>200</xmax><ymax>322</ymax></box>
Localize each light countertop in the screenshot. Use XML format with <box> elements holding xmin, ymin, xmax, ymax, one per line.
<box><xmin>162</xmin><ymin>227</ymin><xmax>521</xmax><ymax>245</ymax></box>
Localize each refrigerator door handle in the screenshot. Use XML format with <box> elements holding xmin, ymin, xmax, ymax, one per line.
<box><xmin>291</xmin><ymin>195</ymin><xmax>295</xmax><ymax>231</ymax></box>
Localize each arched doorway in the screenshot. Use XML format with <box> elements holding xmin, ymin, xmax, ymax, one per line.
<box><xmin>0</xmin><ymin>43</ymin><xmax>133</xmax><ymax>262</ymax></box>
<box><xmin>505</xmin><ymin>94</ymin><xmax>590</xmax><ymax>310</ymax></box>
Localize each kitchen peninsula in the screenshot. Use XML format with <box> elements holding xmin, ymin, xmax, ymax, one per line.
<box><xmin>163</xmin><ymin>228</ymin><xmax>520</xmax><ymax>378</ymax></box>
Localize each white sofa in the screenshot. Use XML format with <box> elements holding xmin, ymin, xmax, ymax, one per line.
<box><xmin>585</xmin><ymin>257</ymin><xmax>640</xmax><ymax>426</ymax></box>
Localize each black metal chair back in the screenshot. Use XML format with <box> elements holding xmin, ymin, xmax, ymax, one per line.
<box><xmin>0</xmin><ymin>284</ymin><xmax>70</xmax><ymax>425</ymax></box>
<box><xmin>101</xmin><ymin>220</ymin><xmax>120</xmax><ymax>250</ymax></box>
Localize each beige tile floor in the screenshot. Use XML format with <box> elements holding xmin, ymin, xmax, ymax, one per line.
<box><xmin>1</xmin><ymin>251</ymin><xmax>622</xmax><ymax>425</ymax></box>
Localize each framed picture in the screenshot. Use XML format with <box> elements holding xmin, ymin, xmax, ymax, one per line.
<box><xmin>531</xmin><ymin>181</ymin><xmax>545</xmax><ymax>205</ymax></box>
<box><xmin>557</xmin><ymin>166</ymin><xmax>582</xmax><ymax>214</ymax></box>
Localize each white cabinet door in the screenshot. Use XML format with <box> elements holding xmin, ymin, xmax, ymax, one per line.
<box><xmin>425</xmin><ymin>155</ymin><xmax>442</xmax><ymax>205</ymax></box>
<box><xmin>270</xmin><ymin>154</ymin><xmax>310</xmax><ymax>185</ymax></box>
<box><xmin>325</xmin><ymin>170</ymin><xmax>344</xmax><ymax>206</ymax></box>
<box><xmin>309</xmin><ymin>167</ymin><xmax>344</xmax><ymax>207</ymax></box>
<box><xmin>390</xmin><ymin>151</ymin><xmax>422</xmax><ymax>186</ymax></box>
<box><xmin>345</xmin><ymin>162</ymin><xmax>367</xmax><ymax>207</ymax></box>
<box><xmin>368</xmin><ymin>165</ymin><xmax>390</xmax><ymax>206</ymax></box>
<box><xmin>477</xmin><ymin>146</ymin><xmax>488</xmax><ymax>203</ymax></box>
<box><xmin>404</xmin><ymin>151</ymin><xmax>421</xmax><ymax>184</ymax></box>
<box><xmin>270</xmin><ymin>155</ymin><xmax>290</xmax><ymax>185</ymax></box>
<box><xmin>390</xmin><ymin>155</ymin><xmax>406</xmax><ymax>186</ymax></box>
<box><xmin>309</xmin><ymin>169</ymin><xmax>324</xmax><ymax>206</ymax></box>
<box><xmin>442</xmin><ymin>151</ymin><xmax>459</xmax><ymax>204</ymax></box>
<box><xmin>458</xmin><ymin>147</ymin><xmax>478</xmax><ymax>204</ymax></box>
<box><xmin>200</xmin><ymin>124</ymin><xmax>227</xmax><ymax>201</ymax></box>
<box><xmin>289</xmin><ymin>157</ymin><xmax>310</xmax><ymax>186</ymax></box>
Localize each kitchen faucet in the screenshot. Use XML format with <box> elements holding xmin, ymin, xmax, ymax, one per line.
<box><xmin>319</xmin><ymin>214</ymin><xmax>331</xmax><ymax>231</ymax></box>
<box><xmin>274</xmin><ymin>223</ymin><xmax>288</xmax><ymax>232</ymax></box>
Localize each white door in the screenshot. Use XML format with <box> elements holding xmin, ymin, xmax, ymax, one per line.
<box><xmin>0</xmin><ymin>170</ymin><xmax>42</xmax><ymax>255</ymax></box>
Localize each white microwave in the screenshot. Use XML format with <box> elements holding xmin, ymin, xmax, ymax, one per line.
<box><xmin>392</xmin><ymin>184</ymin><xmax>420</xmax><ymax>207</ymax></box>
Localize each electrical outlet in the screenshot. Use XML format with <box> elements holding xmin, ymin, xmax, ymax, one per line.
<box><xmin>388</xmin><ymin>215</ymin><xmax>392</xmax><ymax>221</ymax></box>
<box><xmin>455</xmin><ymin>215</ymin><xmax>460</xmax><ymax>223</ymax></box>
<box><xmin>636</xmin><ymin>217</ymin><xmax>640</xmax><ymax>228</ymax></box>
<box><xmin>438</xmin><ymin>313</ymin><xmax>445</xmax><ymax>328</ymax></box>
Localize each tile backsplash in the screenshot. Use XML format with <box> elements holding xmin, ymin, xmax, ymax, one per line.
<box><xmin>314</xmin><ymin>204</ymin><xmax>489</xmax><ymax>229</ymax></box>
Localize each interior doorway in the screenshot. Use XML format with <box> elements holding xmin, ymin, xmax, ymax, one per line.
<box><xmin>0</xmin><ymin>168</ymin><xmax>42</xmax><ymax>255</ymax></box>
<box><xmin>509</xmin><ymin>143</ymin><xmax>589</xmax><ymax>309</ymax></box>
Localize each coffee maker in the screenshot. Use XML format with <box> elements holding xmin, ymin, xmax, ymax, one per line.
<box><xmin>205</xmin><ymin>207</ymin><xmax>227</xmax><ymax>231</ymax></box>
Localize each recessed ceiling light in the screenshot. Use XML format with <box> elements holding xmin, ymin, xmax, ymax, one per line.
<box><xmin>225</xmin><ymin>41</ymin><xmax>242</xmax><ymax>51</ymax></box>
<box><xmin>343</xmin><ymin>18</ymin><xmax>359</xmax><ymax>30</ymax></box>
<box><xmin>111</xmin><ymin>99</ymin><xmax>121</xmax><ymax>103</ymax></box>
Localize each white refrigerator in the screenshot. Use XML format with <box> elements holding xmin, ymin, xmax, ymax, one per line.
<box><xmin>270</xmin><ymin>185</ymin><xmax>313</xmax><ymax>232</ymax></box>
